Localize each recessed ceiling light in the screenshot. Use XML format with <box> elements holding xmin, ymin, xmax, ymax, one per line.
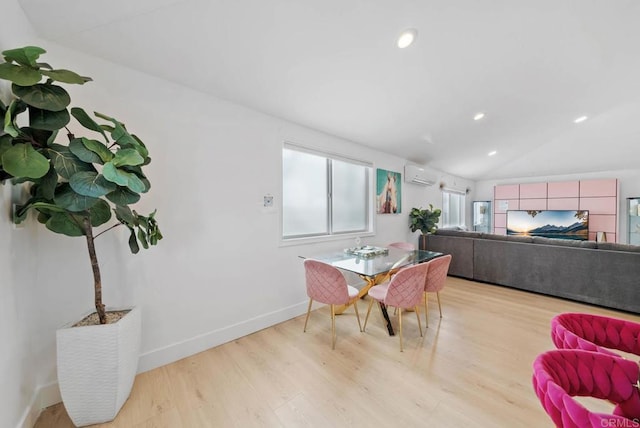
<box><xmin>574</xmin><ymin>116</ymin><xmax>588</xmax><ymax>123</ymax></box>
<box><xmin>488</xmin><ymin>150</ymin><xmax>497</xmax><ymax>156</ymax></box>
<box><xmin>474</xmin><ymin>112</ymin><xmax>485</xmax><ymax>121</ymax></box>
<box><xmin>397</xmin><ymin>29</ymin><xmax>417</xmax><ymax>49</ymax></box>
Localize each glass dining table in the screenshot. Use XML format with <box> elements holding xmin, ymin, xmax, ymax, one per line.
<box><xmin>300</xmin><ymin>247</ymin><xmax>443</xmax><ymax>335</ymax></box>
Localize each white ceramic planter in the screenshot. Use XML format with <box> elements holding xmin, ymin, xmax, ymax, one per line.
<box><xmin>56</xmin><ymin>306</ymin><xmax>141</xmax><ymax>427</ymax></box>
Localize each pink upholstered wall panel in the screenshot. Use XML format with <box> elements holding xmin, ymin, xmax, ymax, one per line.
<box><xmin>548</xmin><ymin>181</ymin><xmax>579</xmax><ymax>198</ymax></box>
<box><xmin>588</xmin><ymin>215</ymin><xmax>617</xmax><ymax>233</ymax></box>
<box><xmin>493</xmin><ymin>178</ymin><xmax>618</xmax><ymax>241</ymax></box>
<box><xmin>547</xmin><ymin>198</ymin><xmax>579</xmax><ymax>210</ymax></box>
<box><xmin>520</xmin><ymin>182</ymin><xmax>547</xmax><ymax>199</ymax></box>
<box><xmin>494</xmin><ymin>199</ymin><xmax>520</xmax><ymax>214</ymax></box>
<box><xmin>494</xmin><ymin>213</ymin><xmax>506</xmax><ymax>228</ymax></box>
<box><xmin>519</xmin><ymin>198</ymin><xmax>547</xmax><ymax>210</ymax></box>
<box><xmin>580</xmin><ymin>179</ymin><xmax>617</xmax><ymax>197</ymax></box>
<box><xmin>495</xmin><ymin>184</ymin><xmax>519</xmax><ymax>199</ymax></box>
<box><xmin>494</xmin><ymin>227</ymin><xmax>506</xmax><ymax>235</ymax></box>
<box><xmin>580</xmin><ymin>197</ymin><xmax>617</xmax><ymax>214</ymax></box>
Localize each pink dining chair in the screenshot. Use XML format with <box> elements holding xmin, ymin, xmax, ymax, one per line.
<box><xmin>303</xmin><ymin>259</ymin><xmax>362</xmax><ymax>349</ymax></box>
<box><xmin>532</xmin><ymin>349</ymin><xmax>640</xmax><ymax>427</ymax></box>
<box><xmin>387</xmin><ymin>242</ymin><xmax>416</xmax><ymax>251</ymax></box>
<box><xmin>363</xmin><ymin>262</ymin><xmax>429</xmax><ymax>351</ymax></box>
<box><xmin>422</xmin><ymin>254</ymin><xmax>452</xmax><ymax>327</ymax></box>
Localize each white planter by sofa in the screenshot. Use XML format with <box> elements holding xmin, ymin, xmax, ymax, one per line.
<box><xmin>56</xmin><ymin>306</ymin><xmax>141</xmax><ymax>427</ymax></box>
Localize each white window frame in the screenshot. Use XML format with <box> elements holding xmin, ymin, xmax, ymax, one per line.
<box><xmin>281</xmin><ymin>143</ymin><xmax>374</xmax><ymax>244</ymax></box>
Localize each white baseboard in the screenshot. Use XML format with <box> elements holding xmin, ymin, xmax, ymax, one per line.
<box><xmin>137</xmin><ymin>300</ymin><xmax>310</xmax><ymax>373</ymax></box>
<box><xmin>17</xmin><ymin>381</ymin><xmax>61</xmax><ymax>428</ymax></box>
<box><xmin>23</xmin><ymin>300</ymin><xmax>311</xmax><ymax>426</ymax></box>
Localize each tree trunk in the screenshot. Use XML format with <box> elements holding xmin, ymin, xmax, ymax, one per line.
<box><xmin>83</xmin><ymin>217</ymin><xmax>106</xmax><ymax>324</ymax></box>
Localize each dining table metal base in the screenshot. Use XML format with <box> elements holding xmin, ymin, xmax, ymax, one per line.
<box><xmin>334</xmin><ymin>272</ymin><xmax>396</xmax><ymax>335</ymax></box>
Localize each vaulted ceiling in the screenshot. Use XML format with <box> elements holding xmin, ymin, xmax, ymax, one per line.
<box><xmin>16</xmin><ymin>0</ymin><xmax>640</xmax><ymax>180</ymax></box>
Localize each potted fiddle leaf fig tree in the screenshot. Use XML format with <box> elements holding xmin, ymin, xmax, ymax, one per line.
<box><xmin>0</xmin><ymin>46</ymin><xmax>162</xmax><ymax>426</ymax></box>
<box><xmin>409</xmin><ymin>204</ymin><xmax>441</xmax><ymax>250</ymax></box>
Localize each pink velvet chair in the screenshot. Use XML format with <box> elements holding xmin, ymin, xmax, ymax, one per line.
<box><xmin>532</xmin><ymin>349</ymin><xmax>640</xmax><ymax>427</ymax></box>
<box><xmin>387</xmin><ymin>242</ymin><xmax>416</xmax><ymax>251</ymax></box>
<box><xmin>363</xmin><ymin>262</ymin><xmax>429</xmax><ymax>351</ymax></box>
<box><xmin>551</xmin><ymin>312</ymin><xmax>640</xmax><ymax>357</ymax></box>
<box><xmin>550</xmin><ymin>312</ymin><xmax>640</xmax><ymax>419</ymax></box>
<box><xmin>303</xmin><ymin>259</ymin><xmax>362</xmax><ymax>349</ymax></box>
<box><xmin>422</xmin><ymin>254</ymin><xmax>452</xmax><ymax>327</ymax></box>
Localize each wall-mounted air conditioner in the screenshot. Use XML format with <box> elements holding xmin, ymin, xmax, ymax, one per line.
<box><xmin>404</xmin><ymin>165</ymin><xmax>437</xmax><ymax>186</ymax></box>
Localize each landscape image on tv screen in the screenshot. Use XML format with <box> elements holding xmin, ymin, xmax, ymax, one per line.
<box><xmin>506</xmin><ymin>210</ymin><xmax>589</xmax><ymax>240</ymax></box>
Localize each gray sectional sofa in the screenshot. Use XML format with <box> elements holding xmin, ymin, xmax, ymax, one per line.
<box><xmin>423</xmin><ymin>229</ymin><xmax>640</xmax><ymax>314</ymax></box>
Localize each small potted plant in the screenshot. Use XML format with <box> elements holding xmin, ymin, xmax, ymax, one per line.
<box><xmin>0</xmin><ymin>46</ymin><xmax>162</xmax><ymax>426</ymax></box>
<box><xmin>409</xmin><ymin>204</ymin><xmax>441</xmax><ymax>250</ymax></box>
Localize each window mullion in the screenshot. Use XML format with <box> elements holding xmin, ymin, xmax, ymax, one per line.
<box><xmin>327</xmin><ymin>158</ymin><xmax>333</xmax><ymax>234</ymax></box>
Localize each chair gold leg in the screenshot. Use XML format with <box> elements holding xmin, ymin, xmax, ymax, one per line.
<box><xmin>363</xmin><ymin>298</ymin><xmax>375</xmax><ymax>331</ymax></box>
<box><xmin>303</xmin><ymin>298</ymin><xmax>313</xmax><ymax>332</ymax></box>
<box><xmin>436</xmin><ymin>292</ymin><xmax>443</xmax><ymax>318</ymax></box>
<box><xmin>353</xmin><ymin>299</ymin><xmax>363</xmax><ymax>332</ymax></box>
<box><xmin>415</xmin><ymin>305</ymin><xmax>423</xmax><ymax>337</ymax></box>
<box><xmin>331</xmin><ymin>304</ymin><xmax>336</xmax><ymax>350</ymax></box>
<box><xmin>398</xmin><ymin>307</ymin><xmax>403</xmax><ymax>352</ymax></box>
<box><xmin>424</xmin><ymin>293</ymin><xmax>429</xmax><ymax>328</ymax></box>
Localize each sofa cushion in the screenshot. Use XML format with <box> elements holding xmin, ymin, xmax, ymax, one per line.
<box><xmin>532</xmin><ymin>236</ymin><xmax>587</xmax><ymax>247</ymax></box>
<box><xmin>596</xmin><ymin>242</ymin><xmax>640</xmax><ymax>253</ymax></box>
<box><xmin>480</xmin><ymin>233</ymin><xmax>534</xmax><ymax>243</ymax></box>
<box><xmin>434</xmin><ymin>229</ymin><xmax>482</xmax><ymax>238</ymax></box>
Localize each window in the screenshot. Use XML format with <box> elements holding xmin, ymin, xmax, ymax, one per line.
<box><xmin>282</xmin><ymin>144</ymin><xmax>372</xmax><ymax>240</ymax></box>
<box><xmin>441</xmin><ymin>190</ymin><xmax>466</xmax><ymax>228</ymax></box>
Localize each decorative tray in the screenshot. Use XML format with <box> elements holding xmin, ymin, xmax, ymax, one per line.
<box><xmin>343</xmin><ymin>246</ymin><xmax>389</xmax><ymax>258</ymax></box>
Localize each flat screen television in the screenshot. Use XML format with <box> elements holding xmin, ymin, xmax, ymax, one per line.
<box><xmin>506</xmin><ymin>210</ymin><xmax>589</xmax><ymax>240</ymax></box>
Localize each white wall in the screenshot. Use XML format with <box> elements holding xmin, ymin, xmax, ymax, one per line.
<box><xmin>0</xmin><ymin>3</ymin><xmax>54</xmax><ymax>427</ymax></box>
<box><xmin>0</xmin><ymin>24</ymin><xmax>470</xmax><ymax>426</ymax></box>
<box><xmin>475</xmin><ymin>169</ymin><xmax>640</xmax><ymax>243</ymax></box>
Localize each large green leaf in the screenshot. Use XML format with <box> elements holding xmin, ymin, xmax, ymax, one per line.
<box><xmin>128</xmin><ymin>227</ymin><xmax>140</xmax><ymax>254</ymax></box>
<box><xmin>4</xmin><ymin>100</ymin><xmax>27</xmax><ymax>137</ymax></box>
<box><xmin>1</xmin><ymin>143</ymin><xmax>49</xmax><ymax>178</ymax></box>
<box><xmin>40</xmin><ymin>69</ymin><xmax>92</xmax><ymax>84</ymax></box>
<box><xmin>29</xmin><ymin>107</ymin><xmax>70</xmax><ymax>131</ymax></box>
<box><xmin>89</xmin><ymin>199</ymin><xmax>111</xmax><ymax>227</ymax></box>
<box><xmin>112</xmin><ymin>148</ymin><xmax>144</xmax><ymax>167</ymax></box>
<box><xmin>38</xmin><ymin>166</ymin><xmax>58</xmax><ymax>200</ymax></box>
<box><xmin>102</xmin><ymin>162</ymin><xmax>145</xmax><ymax>193</ymax></box>
<box><xmin>13</xmin><ymin>128</ymin><xmax>54</xmax><ymax>148</ymax></box>
<box><xmin>120</xmin><ymin>165</ymin><xmax>150</xmax><ymax>192</ymax></box>
<box><xmin>45</xmin><ymin>212</ymin><xmax>85</xmax><ymax>236</ymax></box>
<box><xmin>71</xmin><ymin>108</ymin><xmax>107</xmax><ymax>142</ymax></box>
<box><xmin>0</xmin><ymin>63</ymin><xmax>42</xmax><ymax>86</ymax></box>
<box><xmin>47</xmin><ymin>143</ymin><xmax>94</xmax><ymax>179</ymax></box>
<box><xmin>2</xmin><ymin>46</ymin><xmax>45</xmax><ymax>67</ymax></box>
<box><xmin>114</xmin><ymin>205</ymin><xmax>135</xmax><ymax>225</ymax></box>
<box><xmin>13</xmin><ymin>83</ymin><xmax>70</xmax><ymax>111</ymax></box>
<box><xmin>69</xmin><ymin>138</ymin><xmax>102</xmax><ymax>163</ymax></box>
<box><xmin>95</xmin><ymin>112</ymin><xmax>148</xmax><ymax>158</ymax></box>
<box><xmin>105</xmin><ymin>186</ymin><xmax>140</xmax><ymax>205</ymax></box>
<box><xmin>69</xmin><ymin>171</ymin><xmax>116</xmax><ymax>197</ymax></box>
<box><xmin>0</xmin><ymin>134</ymin><xmax>12</xmax><ymax>164</ymax></box>
<box><xmin>137</xmin><ymin>227</ymin><xmax>149</xmax><ymax>249</ymax></box>
<box><xmin>81</xmin><ymin>138</ymin><xmax>113</xmax><ymax>163</ymax></box>
<box><xmin>14</xmin><ymin>200</ymin><xmax>65</xmax><ymax>224</ymax></box>
<box><xmin>53</xmin><ymin>184</ymin><xmax>99</xmax><ymax>212</ymax></box>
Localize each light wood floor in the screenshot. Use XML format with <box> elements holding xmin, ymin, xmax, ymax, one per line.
<box><xmin>35</xmin><ymin>277</ymin><xmax>640</xmax><ymax>427</ymax></box>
